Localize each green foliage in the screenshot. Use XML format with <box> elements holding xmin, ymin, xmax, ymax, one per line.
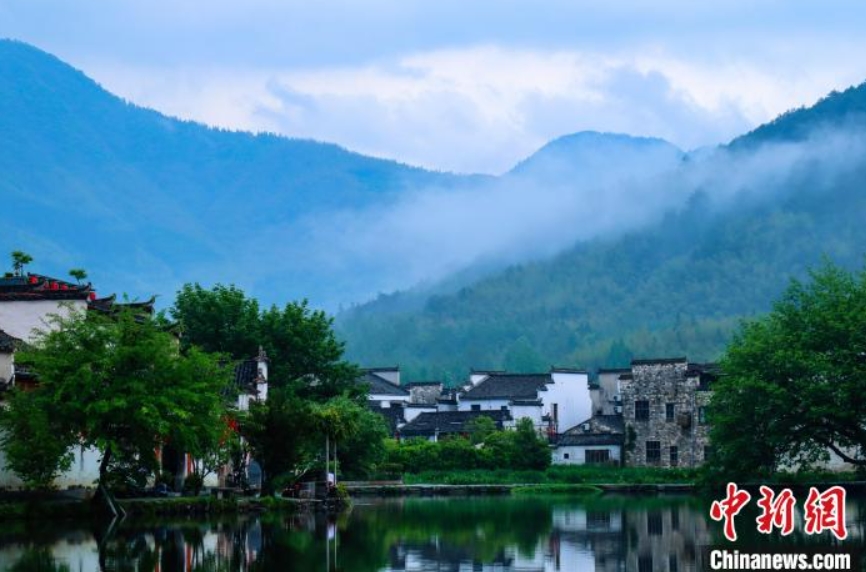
<box><xmin>0</xmin><ymin>391</ymin><xmax>73</xmax><ymax>489</ymax></box>
<box><xmin>402</xmin><ymin>465</ymin><xmax>698</xmax><ymax>485</ymax></box>
<box><xmin>172</xmin><ymin>284</ymin><xmax>361</xmax><ymax>398</ymax></box>
<box><xmin>0</xmin><ymin>309</ymin><xmax>230</xmax><ymax>490</ymax></box>
<box><xmin>67</xmin><ymin>268</ymin><xmax>87</xmax><ymax>283</ymax></box>
<box><xmin>385</xmin><ymin>420</ymin><xmax>550</xmax><ymax>474</ymax></box>
<box><xmin>708</xmin><ymin>261</ymin><xmax>866</xmax><ymax>482</ymax></box>
<box><xmin>10</xmin><ymin>250</ymin><xmax>32</xmax><ymax>276</ymax></box>
<box><xmin>466</xmin><ymin>415</ymin><xmax>496</xmax><ymax>445</ymax></box>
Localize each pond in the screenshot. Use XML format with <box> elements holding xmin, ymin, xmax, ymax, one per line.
<box><xmin>1</xmin><ymin>494</ymin><xmax>864</xmax><ymax>571</ymax></box>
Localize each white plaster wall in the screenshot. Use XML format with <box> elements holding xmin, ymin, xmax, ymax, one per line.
<box><xmin>369</xmin><ymin>394</ymin><xmax>410</xmax><ymax>406</ymax></box>
<box><xmin>0</xmin><ymin>351</ymin><xmax>12</xmax><ymax>384</ymax></box>
<box><xmin>458</xmin><ymin>398</ymin><xmax>510</xmax><ymax>412</ymax></box>
<box><xmin>404</xmin><ymin>406</ymin><xmax>436</xmax><ymax>423</ymax></box>
<box><xmin>551</xmin><ymin>445</ymin><xmax>620</xmax><ymax>465</ymax></box>
<box><xmin>510</xmin><ymin>404</ymin><xmax>543</xmax><ymax>428</ymax></box>
<box><xmin>553</xmin><ymin>507</ymin><xmax>624</xmax><ymax>532</ymax></box>
<box><xmin>371</xmin><ymin>369</ymin><xmax>400</xmax><ymax>385</ymax></box>
<box><xmin>546</xmin><ymin>372</ymin><xmax>591</xmax><ymax>433</ymax></box>
<box><xmin>0</xmin><ymin>300</ymin><xmax>87</xmax><ymax>342</ymax></box>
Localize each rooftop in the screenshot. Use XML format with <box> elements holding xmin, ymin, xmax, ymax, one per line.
<box><xmin>359</xmin><ymin>371</ymin><xmax>409</xmax><ymax>396</ymax></box>
<box><xmin>400</xmin><ymin>410</ymin><xmax>512</xmax><ymax>436</ymax></box>
<box><xmin>0</xmin><ymin>273</ymin><xmax>92</xmax><ymax>301</ymax></box>
<box><xmin>462</xmin><ymin>373</ymin><xmax>551</xmax><ymax>401</ymax></box>
<box><xmin>0</xmin><ymin>329</ymin><xmax>21</xmax><ymax>353</ymax></box>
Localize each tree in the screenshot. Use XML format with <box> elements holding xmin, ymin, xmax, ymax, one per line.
<box><xmin>244</xmin><ymin>388</ymin><xmax>318</xmax><ymax>492</ymax></box>
<box><xmin>68</xmin><ymin>268</ymin><xmax>88</xmax><ymax>284</ymax></box>
<box><xmin>709</xmin><ymin>262</ymin><xmax>866</xmax><ymax>480</ymax></box>
<box><xmin>0</xmin><ymin>309</ymin><xmax>230</xmax><ymax>494</ymax></box>
<box><xmin>171</xmin><ymin>284</ymin><xmax>361</xmax><ymax>398</ymax></box>
<box><xmin>466</xmin><ymin>415</ymin><xmax>497</xmax><ymax>445</ymax></box>
<box><xmin>10</xmin><ymin>250</ymin><xmax>32</xmax><ymax>276</ymax></box>
<box><xmin>0</xmin><ymin>390</ymin><xmax>74</xmax><ymax>489</ymax></box>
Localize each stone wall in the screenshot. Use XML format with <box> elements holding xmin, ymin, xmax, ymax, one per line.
<box><xmin>621</xmin><ymin>360</ymin><xmax>712</xmax><ymax>468</ymax></box>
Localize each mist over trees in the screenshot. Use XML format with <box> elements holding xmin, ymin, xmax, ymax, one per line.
<box><xmin>337</xmin><ymin>83</ymin><xmax>866</xmax><ymax>381</ymax></box>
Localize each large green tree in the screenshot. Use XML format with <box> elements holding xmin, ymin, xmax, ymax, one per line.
<box><xmin>709</xmin><ymin>262</ymin><xmax>866</xmax><ymax>480</ymax></box>
<box><xmin>0</xmin><ymin>309</ymin><xmax>230</xmax><ymax>492</ymax></box>
<box><xmin>172</xmin><ymin>283</ymin><xmax>361</xmax><ymax>397</ymax></box>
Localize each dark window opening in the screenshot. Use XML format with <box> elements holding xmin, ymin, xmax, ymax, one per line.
<box><xmin>586</xmin><ymin>449</ymin><xmax>610</xmax><ymax>464</ymax></box>
<box><xmin>646</xmin><ymin>441</ymin><xmax>661</xmax><ymax>463</ymax></box>
<box><xmin>670</xmin><ymin>446</ymin><xmax>679</xmax><ymax>467</ymax></box>
<box><xmin>666</xmin><ymin>403</ymin><xmax>675</xmax><ymax>421</ymax></box>
<box><xmin>471</xmin><ymin>404</ymin><xmax>481</xmax><ymax>411</ymax></box>
<box><xmin>635</xmin><ymin>400</ymin><xmax>650</xmax><ymax>420</ymax></box>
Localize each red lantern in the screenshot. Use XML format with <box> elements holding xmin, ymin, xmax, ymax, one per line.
<box><xmin>89</xmin><ymin>292</ymin><xmax>97</xmax><ymax>300</ymax></box>
<box><xmin>28</xmin><ymin>275</ymin><xmax>38</xmax><ymax>284</ymax></box>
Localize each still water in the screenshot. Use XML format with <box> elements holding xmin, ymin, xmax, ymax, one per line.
<box><xmin>1</xmin><ymin>495</ymin><xmax>863</xmax><ymax>571</ymax></box>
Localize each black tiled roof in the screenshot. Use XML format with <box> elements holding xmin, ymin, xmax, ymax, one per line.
<box><xmin>558</xmin><ymin>414</ymin><xmax>624</xmax><ymax>447</ymax></box>
<box><xmin>400</xmin><ymin>410</ymin><xmax>512</xmax><ymax>437</ymax></box>
<box><xmin>0</xmin><ymin>274</ymin><xmax>92</xmax><ymax>301</ymax></box>
<box><xmin>0</xmin><ymin>329</ymin><xmax>21</xmax><ymax>352</ymax></box>
<box><xmin>631</xmin><ymin>357</ymin><xmax>688</xmax><ymax>366</ymax></box>
<box><xmin>462</xmin><ymin>373</ymin><xmax>551</xmax><ymax>400</ymax></box>
<box><xmin>404</xmin><ymin>381</ymin><xmax>443</xmax><ymax>387</ymax></box>
<box><xmin>358</xmin><ymin>372</ymin><xmax>409</xmax><ymax>396</ymax></box>
<box><xmin>88</xmin><ymin>293</ymin><xmax>156</xmax><ymax>315</ymax></box>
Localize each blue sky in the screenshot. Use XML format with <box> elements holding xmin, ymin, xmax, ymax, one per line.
<box><xmin>4</xmin><ymin>1</ymin><xmax>866</xmax><ymax>173</ymax></box>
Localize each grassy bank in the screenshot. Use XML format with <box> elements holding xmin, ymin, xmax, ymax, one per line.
<box><xmin>401</xmin><ymin>465</ymin><xmax>699</xmax><ymax>486</ymax></box>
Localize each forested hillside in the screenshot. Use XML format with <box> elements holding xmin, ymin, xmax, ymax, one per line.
<box><xmin>0</xmin><ymin>40</ymin><xmax>472</xmax><ymax>305</ymax></box>
<box><xmin>337</xmin><ymin>83</ymin><xmax>866</xmax><ymax>382</ymax></box>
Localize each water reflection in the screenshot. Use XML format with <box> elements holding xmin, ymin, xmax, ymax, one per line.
<box><xmin>1</xmin><ymin>495</ymin><xmax>864</xmax><ymax>571</ymax></box>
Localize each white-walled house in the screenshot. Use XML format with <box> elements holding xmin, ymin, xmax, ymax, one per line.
<box><xmin>459</xmin><ymin>368</ymin><xmax>591</xmax><ymax>435</ymax></box>
<box><xmin>0</xmin><ymin>273</ymin><xmax>112</xmax><ymax>490</ymax></box>
<box><xmin>553</xmin><ymin>415</ymin><xmax>623</xmax><ymax>465</ymax></box>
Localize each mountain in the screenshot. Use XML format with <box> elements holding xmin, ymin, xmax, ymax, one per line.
<box><xmin>0</xmin><ymin>39</ymin><xmax>473</xmax><ymax>305</ymax></box>
<box><xmin>0</xmin><ymin>39</ymin><xmax>688</xmax><ymax>308</ymax></box>
<box><xmin>336</xmin><ymin>83</ymin><xmax>866</xmax><ymax>382</ymax></box>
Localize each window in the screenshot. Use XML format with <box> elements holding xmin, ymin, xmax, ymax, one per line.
<box><xmin>471</xmin><ymin>404</ymin><xmax>481</xmax><ymax>411</ymax></box>
<box><xmin>586</xmin><ymin>449</ymin><xmax>611</xmax><ymax>464</ymax></box>
<box><xmin>563</xmin><ymin>453</ymin><xmax>570</xmax><ymax>460</ymax></box>
<box><xmin>670</xmin><ymin>446</ymin><xmax>679</xmax><ymax>467</ymax></box>
<box><xmin>501</xmin><ymin>405</ymin><xmax>509</xmax><ymax>411</ymax></box>
<box><xmin>552</xmin><ymin>403</ymin><xmax>559</xmax><ymax>425</ymax></box>
<box><xmin>587</xmin><ymin>511</ymin><xmax>611</xmax><ymax>530</ymax></box>
<box><xmin>666</xmin><ymin>403</ymin><xmax>675</xmax><ymax>422</ymax></box>
<box><xmin>669</xmin><ymin>554</ymin><xmax>679</xmax><ymax>572</ymax></box>
<box><xmin>671</xmin><ymin>509</ymin><xmax>680</xmax><ymax>531</ymax></box>
<box><xmin>698</xmin><ymin>406</ymin><xmax>708</xmax><ymax>424</ymax></box>
<box><xmin>635</xmin><ymin>400</ymin><xmax>650</xmax><ymax>420</ymax></box>
<box><xmin>646</xmin><ymin>441</ymin><xmax>661</xmax><ymax>463</ymax></box>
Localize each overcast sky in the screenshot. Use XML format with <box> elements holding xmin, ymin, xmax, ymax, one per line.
<box><xmin>3</xmin><ymin>1</ymin><xmax>866</xmax><ymax>174</ymax></box>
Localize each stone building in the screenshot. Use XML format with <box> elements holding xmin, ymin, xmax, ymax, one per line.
<box><xmin>620</xmin><ymin>358</ymin><xmax>717</xmax><ymax>468</ymax></box>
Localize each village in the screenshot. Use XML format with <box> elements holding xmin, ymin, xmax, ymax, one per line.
<box><xmin>0</xmin><ymin>263</ymin><xmax>719</xmax><ymax>493</ymax></box>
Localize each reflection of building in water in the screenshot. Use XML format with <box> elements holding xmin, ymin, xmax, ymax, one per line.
<box><xmin>622</xmin><ymin>504</ymin><xmax>712</xmax><ymax>572</ymax></box>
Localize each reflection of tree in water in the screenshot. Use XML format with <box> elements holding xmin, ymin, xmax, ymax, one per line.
<box><xmin>7</xmin><ymin>546</ymin><xmax>71</xmax><ymax>572</ymax></box>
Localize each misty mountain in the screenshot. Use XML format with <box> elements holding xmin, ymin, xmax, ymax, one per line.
<box><xmin>0</xmin><ymin>39</ymin><xmax>473</xmax><ymax>304</ymax></box>
<box><xmin>336</xmin><ymin>82</ymin><xmax>866</xmax><ymax>382</ymax></box>
<box><xmin>0</xmin><ymin>39</ymin><xmax>688</xmax><ymax>308</ymax></box>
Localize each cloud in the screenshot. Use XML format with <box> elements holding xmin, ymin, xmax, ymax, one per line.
<box><xmin>82</xmin><ymin>44</ymin><xmax>866</xmax><ymax>174</ymax></box>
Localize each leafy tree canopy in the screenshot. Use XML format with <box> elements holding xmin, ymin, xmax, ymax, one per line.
<box><xmin>0</xmin><ymin>308</ymin><xmax>230</xmax><ymax>490</ymax></box>
<box><xmin>708</xmin><ymin>261</ymin><xmax>866</xmax><ymax>480</ymax></box>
